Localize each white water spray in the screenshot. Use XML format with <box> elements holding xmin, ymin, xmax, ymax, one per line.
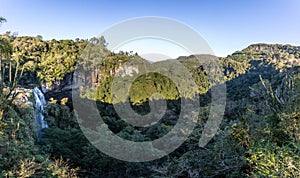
<box><xmin>33</xmin><ymin>87</ymin><xmax>48</xmax><ymax>140</ymax></box>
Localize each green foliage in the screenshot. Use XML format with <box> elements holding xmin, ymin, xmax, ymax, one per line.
<box><xmin>45</xmin><ymin>102</ymin><xmax>78</xmax><ymax>129</ymax></box>
<box><xmin>3</xmin><ymin>21</ymin><xmax>300</xmax><ymax>177</ymax></box>
<box><xmin>247</xmin><ymin>141</ymin><xmax>300</xmax><ymax>177</ymax></box>
<box><xmin>152</xmin><ymin>122</ymin><xmax>247</xmax><ymax>177</ymax></box>
<box><xmin>37</xmin><ymin>39</ymin><xmax>87</xmax><ymax>85</ymax></box>
<box><xmin>0</xmin><ymin>27</ymin><xmax>80</xmax><ymax>176</ymax></box>
<box><xmin>0</xmin><ymin>34</ymin><xmax>88</xmax><ymax>86</ymax></box>
<box><xmin>229</xmin><ymin>120</ymin><xmax>251</xmax><ymax>147</ymax></box>
<box><xmin>2</xmin><ymin>157</ymin><xmax>78</xmax><ymax>178</ymax></box>
<box><xmin>243</xmin><ymin>69</ymin><xmax>300</xmax><ymax>177</ymax></box>
<box><xmin>40</xmin><ymin>127</ymin><xmax>158</xmax><ymax>177</ymax></box>
<box><xmin>0</xmin><ymin>89</ymin><xmax>79</xmax><ymax>177</ymax></box>
<box><xmin>128</xmin><ymin>72</ymin><xmax>180</xmax><ymax>104</ymax></box>
<box><xmin>45</xmin><ymin>43</ymin><xmax>300</xmax><ymax>176</ymax></box>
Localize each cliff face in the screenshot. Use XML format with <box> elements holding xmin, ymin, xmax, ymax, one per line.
<box><xmin>240</xmin><ymin>44</ymin><xmax>300</xmax><ymax>66</ymax></box>
<box><xmin>44</xmin><ymin>43</ymin><xmax>300</xmax><ymax>106</ymax></box>
<box><xmin>44</xmin><ymin>73</ymin><xmax>73</xmax><ymax>106</ymax></box>
<box><xmin>114</xmin><ymin>65</ymin><xmax>139</xmax><ymax>77</ymax></box>
<box><xmin>243</xmin><ymin>43</ymin><xmax>300</xmax><ymax>53</ymax></box>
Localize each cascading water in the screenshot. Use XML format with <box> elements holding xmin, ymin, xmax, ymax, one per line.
<box><xmin>33</xmin><ymin>87</ymin><xmax>48</xmax><ymax>141</ymax></box>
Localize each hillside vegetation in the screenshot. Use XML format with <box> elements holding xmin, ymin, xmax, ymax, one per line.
<box><xmin>0</xmin><ymin>25</ymin><xmax>300</xmax><ymax>177</ymax></box>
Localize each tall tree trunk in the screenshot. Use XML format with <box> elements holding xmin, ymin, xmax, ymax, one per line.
<box><xmin>95</xmin><ymin>67</ymin><xmax>99</xmax><ymax>83</ymax></box>
<box><xmin>91</xmin><ymin>67</ymin><xmax>96</xmax><ymax>83</ymax></box>
<box><xmin>0</xmin><ymin>59</ymin><xmax>2</xmax><ymax>83</ymax></box>
<box><xmin>9</xmin><ymin>60</ymin><xmax>12</xmax><ymax>84</ymax></box>
<box><xmin>13</xmin><ymin>61</ymin><xmax>20</xmax><ymax>88</ymax></box>
<box><xmin>84</xmin><ymin>71</ymin><xmax>88</xmax><ymax>85</ymax></box>
<box><xmin>3</xmin><ymin>66</ymin><xmax>5</xmax><ymax>84</ymax></box>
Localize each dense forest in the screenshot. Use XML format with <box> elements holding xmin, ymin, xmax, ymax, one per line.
<box><xmin>0</xmin><ymin>17</ymin><xmax>300</xmax><ymax>177</ymax></box>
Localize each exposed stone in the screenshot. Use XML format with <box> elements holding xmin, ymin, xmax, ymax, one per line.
<box><xmin>115</xmin><ymin>65</ymin><xmax>139</xmax><ymax>77</ymax></box>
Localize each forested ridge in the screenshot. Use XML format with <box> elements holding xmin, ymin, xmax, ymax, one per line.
<box><xmin>0</xmin><ymin>17</ymin><xmax>300</xmax><ymax>177</ymax></box>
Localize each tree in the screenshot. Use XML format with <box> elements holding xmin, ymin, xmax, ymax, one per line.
<box><xmin>36</xmin><ymin>35</ymin><xmax>43</xmax><ymax>40</ymax></box>
<box><xmin>0</xmin><ymin>17</ymin><xmax>6</xmax><ymax>82</ymax></box>
<box><xmin>79</xmin><ymin>36</ymin><xmax>109</xmax><ymax>83</ymax></box>
<box><xmin>0</xmin><ymin>17</ymin><xmax>6</xmax><ymax>25</ymax></box>
<box><xmin>0</xmin><ymin>19</ymin><xmax>12</xmax><ymax>82</ymax></box>
<box><xmin>0</xmin><ymin>38</ymin><xmax>11</xmax><ymax>82</ymax></box>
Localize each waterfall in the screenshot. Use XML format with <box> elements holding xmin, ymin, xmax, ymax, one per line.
<box><xmin>33</xmin><ymin>87</ymin><xmax>48</xmax><ymax>140</ymax></box>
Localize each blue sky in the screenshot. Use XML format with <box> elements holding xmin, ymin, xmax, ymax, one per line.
<box><xmin>0</xmin><ymin>0</ymin><xmax>299</xmax><ymax>58</ymax></box>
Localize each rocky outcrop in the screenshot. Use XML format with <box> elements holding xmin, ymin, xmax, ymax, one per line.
<box><xmin>44</xmin><ymin>73</ymin><xmax>73</xmax><ymax>106</ymax></box>
<box><xmin>114</xmin><ymin>65</ymin><xmax>139</xmax><ymax>77</ymax></box>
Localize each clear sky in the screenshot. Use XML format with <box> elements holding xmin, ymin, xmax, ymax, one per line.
<box><xmin>0</xmin><ymin>0</ymin><xmax>300</xmax><ymax>59</ymax></box>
